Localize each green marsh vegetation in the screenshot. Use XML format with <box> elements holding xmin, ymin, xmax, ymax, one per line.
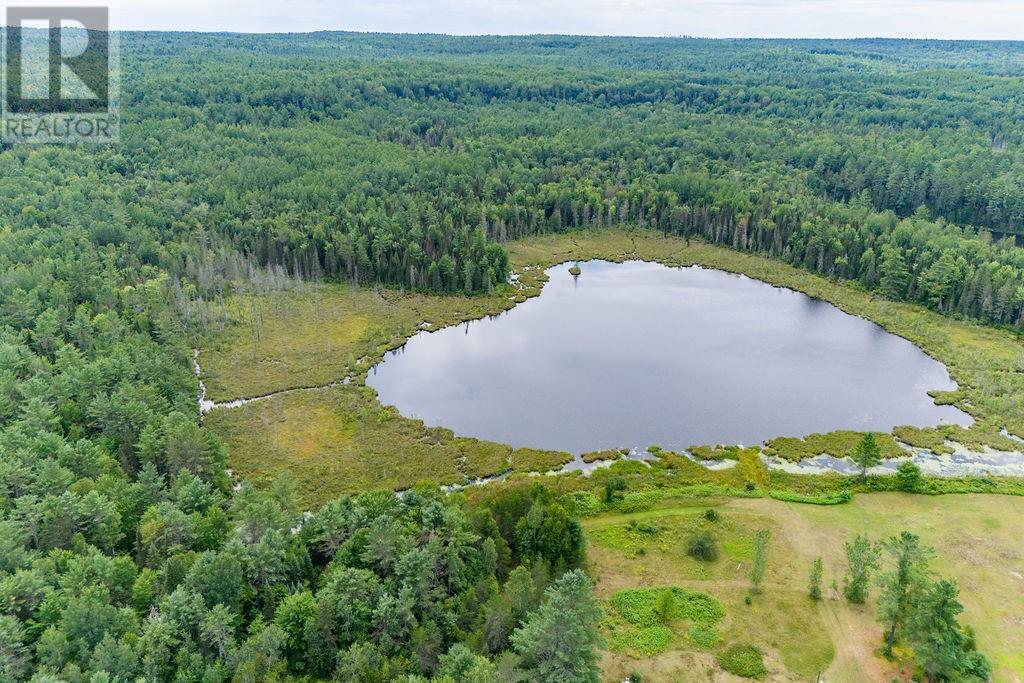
<box><xmin>199</xmin><ymin>275</ymin><xmax>549</xmax><ymax>404</ymax></box>
<box><xmin>582</xmin><ymin>448</ymin><xmax>623</xmax><ymax>463</ymax></box>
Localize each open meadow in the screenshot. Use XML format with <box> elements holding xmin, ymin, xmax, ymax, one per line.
<box><xmin>585</xmin><ymin>493</ymin><xmax>1024</xmax><ymax>682</ymax></box>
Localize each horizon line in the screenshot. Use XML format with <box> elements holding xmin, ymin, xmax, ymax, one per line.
<box><xmin>3</xmin><ymin>27</ymin><xmax>1024</xmax><ymax>43</ymax></box>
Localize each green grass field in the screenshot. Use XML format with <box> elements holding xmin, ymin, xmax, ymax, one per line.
<box><xmin>585</xmin><ymin>493</ymin><xmax>1024</xmax><ymax>682</ymax></box>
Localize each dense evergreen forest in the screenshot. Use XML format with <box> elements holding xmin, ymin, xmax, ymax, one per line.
<box><xmin>2</xmin><ymin>33</ymin><xmax>1024</xmax><ymax>680</ymax></box>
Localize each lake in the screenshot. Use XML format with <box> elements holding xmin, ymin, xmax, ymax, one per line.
<box><xmin>368</xmin><ymin>260</ymin><xmax>972</xmax><ymax>454</ymax></box>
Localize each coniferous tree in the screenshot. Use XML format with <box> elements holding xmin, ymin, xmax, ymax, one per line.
<box><xmin>907</xmin><ymin>579</ymin><xmax>991</xmax><ymax>683</ymax></box>
<box><xmin>851</xmin><ymin>433</ymin><xmax>882</xmax><ymax>479</ymax></box>
<box><xmin>510</xmin><ymin>569</ymin><xmax>603</xmax><ymax>683</ymax></box>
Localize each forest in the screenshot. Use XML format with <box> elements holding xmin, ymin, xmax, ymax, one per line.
<box><xmin>1</xmin><ymin>32</ymin><xmax>1023</xmax><ymax>680</ymax></box>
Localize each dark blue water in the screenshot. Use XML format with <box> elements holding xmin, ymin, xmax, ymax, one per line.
<box><xmin>368</xmin><ymin>260</ymin><xmax>972</xmax><ymax>453</ymax></box>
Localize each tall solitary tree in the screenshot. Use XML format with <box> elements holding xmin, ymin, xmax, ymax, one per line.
<box><xmin>511</xmin><ymin>569</ymin><xmax>602</xmax><ymax>683</ymax></box>
<box><xmin>808</xmin><ymin>557</ymin><xmax>824</xmax><ymax>601</ymax></box>
<box><xmin>877</xmin><ymin>531</ymin><xmax>934</xmax><ymax>657</ymax></box>
<box><xmin>843</xmin><ymin>534</ymin><xmax>880</xmax><ymax>604</ymax></box>
<box><xmin>749</xmin><ymin>530</ymin><xmax>771</xmax><ymax>594</ymax></box>
<box><xmin>851</xmin><ymin>433</ymin><xmax>882</xmax><ymax>479</ymax></box>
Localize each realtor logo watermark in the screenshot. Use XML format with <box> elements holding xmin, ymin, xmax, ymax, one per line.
<box><xmin>2</xmin><ymin>6</ymin><xmax>119</xmax><ymax>143</ymax></box>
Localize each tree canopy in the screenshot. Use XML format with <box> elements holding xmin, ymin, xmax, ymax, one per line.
<box><xmin>0</xmin><ymin>31</ymin><xmax>1018</xmax><ymax>680</ymax></box>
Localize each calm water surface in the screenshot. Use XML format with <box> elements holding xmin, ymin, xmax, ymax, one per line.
<box><xmin>368</xmin><ymin>260</ymin><xmax>972</xmax><ymax>454</ymax></box>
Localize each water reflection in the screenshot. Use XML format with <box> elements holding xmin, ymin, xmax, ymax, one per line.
<box><xmin>369</xmin><ymin>260</ymin><xmax>972</xmax><ymax>454</ymax></box>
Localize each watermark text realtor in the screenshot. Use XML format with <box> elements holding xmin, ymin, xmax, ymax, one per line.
<box><xmin>3</xmin><ymin>6</ymin><xmax>119</xmax><ymax>143</ymax></box>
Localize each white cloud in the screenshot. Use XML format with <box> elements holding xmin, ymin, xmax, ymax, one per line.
<box><xmin>44</xmin><ymin>0</ymin><xmax>1024</xmax><ymax>38</ymax></box>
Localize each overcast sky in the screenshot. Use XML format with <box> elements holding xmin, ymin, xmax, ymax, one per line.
<box><xmin>55</xmin><ymin>0</ymin><xmax>1024</xmax><ymax>38</ymax></box>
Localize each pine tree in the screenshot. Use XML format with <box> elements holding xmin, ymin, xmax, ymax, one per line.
<box><xmin>906</xmin><ymin>579</ymin><xmax>980</xmax><ymax>683</ymax></box>
<box><xmin>511</xmin><ymin>569</ymin><xmax>603</xmax><ymax>683</ymax></box>
<box><xmin>851</xmin><ymin>433</ymin><xmax>882</xmax><ymax>479</ymax></box>
<box><xmin>879</xmin><ymin>244</ymin><xmax>911</xmax><ymax>299</ymax></box>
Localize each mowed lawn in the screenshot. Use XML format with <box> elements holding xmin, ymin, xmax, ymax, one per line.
<box><xmin>584</xmin><ymin>493</ymin><xmax>1024</xmax><ymax>682</ymax></box>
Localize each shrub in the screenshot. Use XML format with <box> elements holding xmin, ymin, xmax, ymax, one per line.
<box><xmin>608</xmin><ymin>625</ymin><xmax>672</xmax><ymax>656</ymax></box>
<box><xmin>703</xmin><ymin>508</ymin><xmax>720</xmax><ymax>522</ymax></box>
<box><xmin>843</xmin><ymin>534</ymin><xmax>880</xmax><ymax>604</ymax></box>
<box><xmin>769</xmin><ymin>489</ymin><xmax>853</xmax><ymax>505</ymax></box>
<box><xmin>687</xmin><ymin>531</ymin><xmax>718</xmax><ymax>561</ymax></box>
<box><xmin>633</xmin><ymin>521</ymin><xmax>659</xmax><ymax>535</ymax></box>
<box><xmin>566</xmin><ymin>491</ymin><xmax>601</xmax><ymax>516</ymax></box>
<box><xmin>895</xmin><ymin>461</ymin><xmax>922</xmax><ymax>491</ymax></box>
<box><xmin>604</xmin><ymin>476</ymin><xmax>627</xmax><ymax>503</ymax></box>
<box><xmin>809</xmin><ymin>557</ymin><xmax>823</xmax><ymax>600</ymax></box>
<box><xmin>608</xmin><ymin>587</ymin><xmax>724</xmax><ymax>629</ymax></box>
<box><xmin>688</xmin><ymin>625</ymin><xmax>720</xmax><ymax>649</ymax></box>
<box><xmin>717</xmin><ymin>645</ymin><xmax>767</xmax><ymax>679</ymax></box>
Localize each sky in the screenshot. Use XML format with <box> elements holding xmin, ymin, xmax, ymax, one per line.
<box><xmin>26</xmin><ymin>0</ymin><xmax>1024</xmax><ymax>39</ymax></box>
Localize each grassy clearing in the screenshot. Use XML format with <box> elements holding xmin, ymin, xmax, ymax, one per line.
<box><xmin>206</xmin><ymin>384</ymin><xmax>517</xmax><ymax>506</ymax></box>
<box><xmin>585</xmin><ymin>493</ymin><xmax>1024</xmax><ymax>682</ymax></box>
<box><xmin>588</xmin><ymin>502</ymin><xmax>834</xmax><ymax>681</ymax></box>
